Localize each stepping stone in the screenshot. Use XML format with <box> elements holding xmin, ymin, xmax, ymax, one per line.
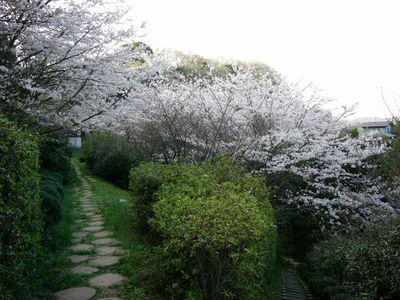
<box><xmin>84</xmin><ymin>212</ymin><xmax>95</xmax><ymax>216</ymax></box>
<box><xmin>83</xmin><ymin>226</ymin><xmax>103</xmax><ymax>232</ymax></box>
<box><xmin>54</xmin><ymin>287</ymin><xmax>96</xmax><ymax>300</ymax></box>
<box><xmin>75</xmin><ymin>219</ymin><xmax>86</xmax><ymax>224</ymax></box>
<box><xmin>97</xmin><ymin>246</ymin><xmax>126</xmax><ymax>256</ymax></box>
<box><xmin>90</xmin><ymin>218</ymin><xmax>103</xmax><ymax>222</ymax></box>
<box><xmin>87</xmin><ymin>221</ymin><xmax>104</xmax><ymax>226</ymax></box>
<box><xmin>70</xmin><ymin>265</ymin><xmax>99</xmax><ymax>274</ymax></box>
<box><xmin>98</xmin><ymin>298</ymin><xmax>122</xmax><ymax>300</ymax></box>
<box><xmin>89</xmin><ymin>256</ymin><xmax>120</xmax><ymax>267</ymax></box>
<box><xmin>81</xmin><ymin>207</ymin><xmax>95</xmax><ymax>210</ymax></box>
<box><xmin>96</xmin><ymin>246</ymin><xmax>119</xmax><ymax>256</ymax></box>
<box><xmin>91</xmin><ymin>214</ymin><xmax>102</xmax><ymax>218</ymax></box>
<box><xmin>69</xmin><ymin>244</ymin><xmax>94</xmax><ymax>252</ymax></box>
<box><xmin>81</xmin><ymin>204</ymin><xmax>93</xmax><ymax>208</ymax></box>
<box><xmin>93</xmin><ymin>231</ymin><xmax>113</xmax><ymax>238</ymax></box>
<box><xmin>92</xmin><ymin>238</ymin><xmax>119</xmax><ymax>245</ymax></box>
<box><xmin>89</xmin><ymin>273</ymin><xmax>126</xmax><ymax>288</ymax></box>
<box><xmin>73</xmin><ymin>232</ymin><xmax>89</xmax><ymax>238</ymax></box>
<box><xmin>68</xmin><ymin>255</ymin><xmax>90</xmax><ymax>263</ymax></box>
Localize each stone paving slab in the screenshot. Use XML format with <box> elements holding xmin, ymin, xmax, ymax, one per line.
<box><xmin>92</xmin><ymin>238</ymin><xmax>119</xmax><ymax>245</ymax></box>
<box><xmin>87</xmin><ymin>220</ymin><xmax>104</xmax><ymax>225</ymax></box>
<box><xmin>54</xmin><ymin>287</ymin><xmax>96</xmax><ymax>300</ymax></box>
<box><xmin>84</xmin><ymin>212</ymin><xmax>95</xmax><ymax>216</ymax></box>
<box><xmin>69</xmin><ymin>244</ymin><xmax>94</xmax><ymax>252</ymax></box>
<box><xmin>89</xmin><ymin>256</ymin><xmax>121</xmax><ymax>267</ymax></box>
<box><xmin>68</xmin><ymin>255</ymin><xmax>90</xmax><ymax>263</ymax></box>
<box><xmin>81</xmin><ymin>204</ymin><xmax>94</xmax><ymax>208</ymax></box>
<box><xmin>70</xmin><ymin>265</ymin><xmax>99</xmax><ymax>275</ymax></box>
<box><xmin>96</xmin><ymin>246</ymin><xmax>120</xmax><ymax>256</ymax></box>
<box><xmin>93</xmin><ymin>231</ymin><xmax>113</xmax><ymax>238</ymax></box>
<box><xmin>90</xmin><ymin>214</ymin><xmax>102</xmax><ymax>218</ymax></box>
<box><xmin>83</xmin><ymin>226</ymin><xmax>103</xmax><ymax>232</ymax></box>
<box><xmin>96</xmin><ymin>246</ymin><xmax>127</xmax><ymax>256</ymax></box>
<box><xmin>89</xmin><ymin>273</ymin><xmax>126</xmax><ymax>288</ymax></box>
<box><xmin>73</xmin><ymin>232</ymin><xmax>89</xmax><ymax>238</ymax></box>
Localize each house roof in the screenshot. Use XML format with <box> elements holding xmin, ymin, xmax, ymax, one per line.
<box><xmin>358</xmin><ymin>121</ymin><xmax>391</xmax><ymax>128</ymax></box>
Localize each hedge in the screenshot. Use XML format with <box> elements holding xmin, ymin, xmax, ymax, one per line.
<box><xmin>82</xmin><ymin>131</ymin><xmax>145</xmax><ymax>188</ymax></box>
<box><xmin>40</xmin><ymin>171</ymin><xmax>64</xmax><ymax>226</ymax></box>
<box><xmin>0</xmin><ymin>117</ymin><xmax>42</xmax><ymax>298</ymax></box>
<box><xmin>303</xmin><ymin>219</ymin><xmax>400</xmax><ymax>300</ymax></box>
<box><xmin>40</xmin><ymin>133</ymin><xmax>75</xmax><ymax>183</ymax></box>
<box><xmin>130</xmin><ymin>157</ymin><xmax>277</xmax><ymax>299</ymax></box>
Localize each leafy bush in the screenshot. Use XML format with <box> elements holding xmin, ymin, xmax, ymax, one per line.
<box><xmin>82</xmin><ymin>131</ymin><xmax>145</xmax><ymax>188</ymax></box>
<box><xmin>130</xmin><ymin>157</ymin><xmax>277</xmax><ymax>299</ymax></box>
<box><xmin>129</xmin><ymin>161</ymin><xmax>203</xmax><ymax>237</ymax></box>
<box><xmin>40</xmin><ymin>171</ymin><xmax>64</xmax><ymax>226</ymax></box>
<box><xmin>303</xmin><ymin>219</ymin><xmax>400</xmax><ymax>300</ymax></box>
<box><xmin>0</xmin><ymin>117</ymin><xmax>42</xmax><ymax>298</ymax></box>
<box><xmin>39</xmin><ymin>132</ymin><xmax>77</xmax><ymax>228</ymax></box>
<box><xmin>40</xmin><ymin>133</ymin><xmax>75</xmax><ymax>183</ymax></box>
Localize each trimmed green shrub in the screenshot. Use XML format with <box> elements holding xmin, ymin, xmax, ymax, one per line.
<box><xmin>303</xmin><ymin>219</ymin><xmax>400</xmax><ymax>300</ymax></box>
<box><xmin>82</xmin><ymin>131</ymin><xmax>145</xmax><ymax>188</ymax></box>
<box><xmin>130</xmin><ymin>157</ymin><xmax>277</xmax><ymax>299</ymax></box>
<box><xmin>0</xmin><ymin>117</ymin><xmax>42</xmax><ymax>298</ymax></box>
<box><xmin>129</xmin><ymin>161</ymin><xmax>203</xmax><ymax>237</ymax></box>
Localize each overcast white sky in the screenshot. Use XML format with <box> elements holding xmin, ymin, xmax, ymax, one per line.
<box><xmin>130</xmin><ymin>0</ymin><xmax>400</xmax><ymax>119</ymax></box>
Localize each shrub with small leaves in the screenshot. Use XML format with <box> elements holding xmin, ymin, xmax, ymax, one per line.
<box><xmin>82</xmin><ymin>131</ymin><xmax>145</xmax><ymax>188</ymax></box>
<box><xmin>304</xmin><ymin>219</ymin><xmax>400</xmax><ymax>300</ymax></box>
<box><xmin>0</xmin><ymin>116</ymin><xmax>42</xmax><ymax>298</ymax></box>
<box><xmin>130</xmin><ymin>157</ymin><xmax>277</xmax><ymax>299</ymax></box>
<box><xmin>40</xmin><ymin>171</ymin><xmax>64</xmax><ymax>226</ymax></box>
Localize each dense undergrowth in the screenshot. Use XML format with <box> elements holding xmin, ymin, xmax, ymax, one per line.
<box><xmin>301</xmin><ymin>219</ymin><xmax>400</xmax><ymax>300</ymax></box>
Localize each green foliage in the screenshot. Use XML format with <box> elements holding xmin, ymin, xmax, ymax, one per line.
<box><xmin>129</xmin><ymin>157</ymin><xmax>277</xmax><ymax>299</ymax></box>
<box><xmin>82</xmin><ymin>131</ymin><xmax>145</xmax><ymax>188</ymax></box>
<box><xmin>340</xmin><ymin>127</ymin><xmax>360</xmax><ymax>139</ymax></box>
<box><xmin>39</xmin><ymin>131</ymin><xmax>77</xmax><ymax>229</ymax></box>
<box><xmin>0</xmin><ymin>117</ymin><xmax>42</xmax><ymax>298</ymax></box>
<box><xmin>303</xmin><ymin>219</ymin><xmax>400</xmax><ymax>300</ymax></box>
<box><xmin>276</xmin><ymin>207</ymin><xmax>323</xmax><ymax>260</ymax></box>
<box><xmin>40</xmin><ymin>133</ymin><xmax>75</xmax><ymax>183</ymax></box>
<box><xmin>263</xmin><ymin>171</ymin><xmax>322</xmax><ymax>260</ymax></box>
<box><xmin>40</xmin><ymin>171</ymin><xmax>64</xmax><ymax>226</ymax></box>
<box><xmin>168</xmin><ymin>52</ymin><xmax>281</xmax><ymax>83</ymax></box>
<box><xmin>129</xmin><ymin>161</ymin><xmax>202</xmax><ymax>237</ymax></box>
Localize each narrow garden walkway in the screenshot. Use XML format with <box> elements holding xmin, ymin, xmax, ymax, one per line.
<box><xmin>280</xmin><ymin>269</ymin><xmax>313</xmax><ymax>300</ymax></box>
<box><xmin>54</xmin><ymin>167</ymin><xmax>127</xmax><ymax>300</ymax></box>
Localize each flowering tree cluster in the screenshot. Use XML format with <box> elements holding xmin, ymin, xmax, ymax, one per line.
<box><xmin>0</xmin><ymin>0</ymin><xmax>148</xmax><ymax>128</ymax></box>
<box><xmin>117</xmin><ymin>68</ymin><xmax>397</xmax><ymax>230</ymax></box>
<box><xmin>1</xmin><ymin>0</ymin><xmax>396</xmax><ymax>230</ymax></box>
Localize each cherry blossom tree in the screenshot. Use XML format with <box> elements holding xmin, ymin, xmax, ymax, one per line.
<box><xmin>0</xmin><ymin>0</ymin><xmax>148</xmax><ymax>129</ymax></box>
<box><xmin>117</xmin><ymin>67</ymin><xmax>397</xmax><ymax>230</ymax></box>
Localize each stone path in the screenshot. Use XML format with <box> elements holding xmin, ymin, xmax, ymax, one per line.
<box><xmin>280</xmin><ymin>269</ymin><xmax>313</xmax><ymax>300</ymax></box>
<box><xmin>54</xmin><ymin>167</ymin><xmax>127</xmax><ymax>300</ymax></box>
